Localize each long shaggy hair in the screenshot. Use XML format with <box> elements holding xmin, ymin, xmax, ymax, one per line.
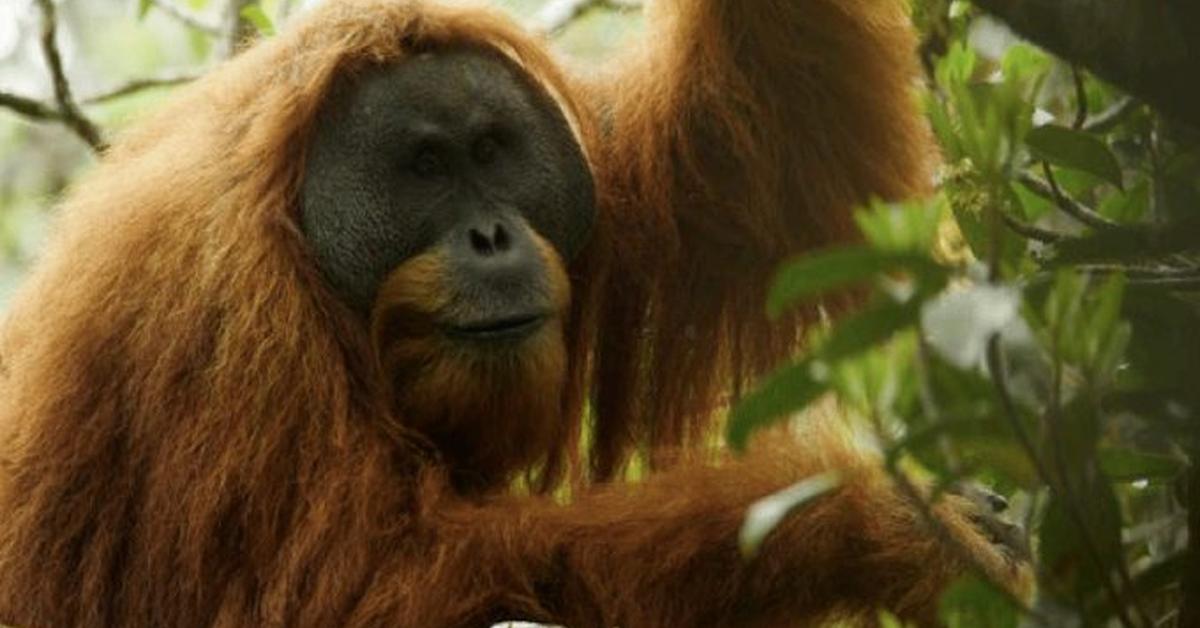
<box><xmin>0</xmin><ymin>1</ymin><xmax>1026</xmax><ymax>626</ymax></box>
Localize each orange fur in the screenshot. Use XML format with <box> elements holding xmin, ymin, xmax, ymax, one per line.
<box><xmin>0</xmin><ymin>1</ymin><xmax>1022</xmax><ymax>626</ymax></box>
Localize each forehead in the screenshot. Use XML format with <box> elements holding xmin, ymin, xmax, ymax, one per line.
<box><xmin>338</xmin><ymin>49</ymin><xmax>548</xmax><ymax>128</ymax></box>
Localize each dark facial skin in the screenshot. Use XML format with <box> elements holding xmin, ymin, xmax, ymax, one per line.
<box><xmin>301</xmin><ymin>48</ymin><xmax>595</xmax><ymax>335</ymax></box>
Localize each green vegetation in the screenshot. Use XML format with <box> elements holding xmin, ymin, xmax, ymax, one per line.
<box><xmin>734</xmin><ymin>3</ymin><xmax>1199</xmax><ymax>625</ymax></box>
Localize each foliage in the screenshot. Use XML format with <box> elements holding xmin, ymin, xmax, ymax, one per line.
<box><xmin>733</xmin><ymin>2</ymin><xmax>1200</xmax><ymax>626</ymax></box>
<box><xmin>0</xmin><ymin>0</ymin><xmax>641</xmax><ymax>307</ymax></box>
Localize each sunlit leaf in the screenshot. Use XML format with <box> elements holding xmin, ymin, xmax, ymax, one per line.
<box><xmin>819</xmin><ymin>299</ymin><xmax>920</xmax><ymax>362</ymax></box>
<box><xmin>830</xmin><ymin>331</ymin><xmax>918</xmax><ymax>420</ymax></box>
<box><xmin>738</xmin><ymin>472</ymin><xmax>841</xmax><ymax>557</ymax></box>
<box><xmin>767</xmin><ymin>247</ymin><xmax>942</xmax><ymax>318</ymax></box>
<box><xmin>1098</xmin><ymin>448</ymin><xmax>1184</xmax><ymax>483</ymax></box>
<box><xmin>937</xmin><ymin>41</ymin><xmax>977</xmax><ymax>87</ymax></box>
<box><xmin>727</xmin><ymin>360</ymin><xmax>827</xmax><ymax>451</ymax></box>
<box><xmin>853</xmin><ymin>198</ymin><xmax>946</xmax><ymax>254</ymax></box>
<box><xmin>889</xmin><ymin>417</ymin><xmax>1040</xmax><ymax>489</ymax></box>
<box><xmin>1097</xmin><ymin>180</ymin><xmax>1150</xmax><ymax>223</ymax></box>
<box><xmin>240</xmin><ymin>3</ymin><xmax>275</xmax><ymax>36</ymax></box>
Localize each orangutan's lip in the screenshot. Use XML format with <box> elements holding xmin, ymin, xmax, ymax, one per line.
<box><xmin>443</xmin><ymin>313</ymin><xmax>548</xmax><ymax>341</ymax></box>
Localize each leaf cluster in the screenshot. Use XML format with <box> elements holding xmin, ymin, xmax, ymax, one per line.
<box><xmin>733</xmin><ymin>4</ymin><xmax>1200</xmax><ymax>625</ymax></box>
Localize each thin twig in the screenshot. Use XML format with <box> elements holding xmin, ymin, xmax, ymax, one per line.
<box><xmin>987</xmin><ymin>337</ymin><xmax>1143</xmax><ymax>628</ymax></box>
<box><xmin>0</xmin><ymin>91</ymin><xmax>61</xmax><ymax>121</ymax></box>
<box><xmin>1125</xmin><ymin>276</ymin><xmax>1200</xmax><ymax>290</ymax></box>
<box><xmin>83</xmin><ymin>73</ymin><xmax>200</xmax><ymax>105</ymax></box>
<box><xmin>1078</xmin><ymin>263</ymin><xmax>1200</xmax><ymax>281</ymax></box>
<box><xmin>1083</xmin><ymin>97</ymin><xmax>1139</xmax><ymax>134</ymax></box>
<box><xmin>1070</xmin><ymin>64</ymin><xmax>1088</xmax><ymax>130</ymax></box>
<box><xmin>531</xmin><ymin>0</ymin><xmax>641</xmax><ymax>35</ymax></box>
<box><xmin>1001</xmin><ymin>212</ymin><xmax>1068</xmax><ymax>243</ymax></box>
<box><xmin>149</xmin><ymin>0</ymin><xmax>221</xmax><ymax>36</ymax></box>
<box><xmin>1043</xmin><ymin>345</ymin><xmax>1152</xmax><ymax>627</ymax></box>
<box><xmin>33</xmin><ymin>0</ymin><xmax>104</xmax><ymax>152</ymax></box>
<box><xmin>1019</xmin><ymin>170</ymin><xmax>1120</xmax><ymax>231</ymax></box>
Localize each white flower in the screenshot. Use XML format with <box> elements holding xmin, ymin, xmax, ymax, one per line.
<box><xmin>921</xmin><ymin>283</ymin><xmax>1021</xmax><ymax>370</ymax></box>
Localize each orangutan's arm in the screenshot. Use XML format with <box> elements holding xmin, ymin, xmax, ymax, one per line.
<box><xmin>578</xmin><ymin>0</ymin><xmax>940</xmax><ymax>473</ymax></box>
<box><xmin>596</xmin><ymin>0</ymin><xmax>934</xmax><ymax>263</ymax></box>
<box><xmin>434</xmin><ymin>439</ymin><xmax>1030</xmax><ymax>626</ymax></box>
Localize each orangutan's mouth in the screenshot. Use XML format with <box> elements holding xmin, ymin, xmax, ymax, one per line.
<box><xmin>444</xmin><ymin>313</ymin><xmax>548</xmax><ymax>341</ymax></box>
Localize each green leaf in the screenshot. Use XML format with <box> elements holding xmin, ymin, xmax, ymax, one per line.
<box><xmin>948</xmin><ymin>0</ymin><xmax>971</xmax><ymax>19</ymax></box>
<box><xmin>937</xmin><ymin>41</ymin><xmax>977</xmax><ymax>88</ymax></box>
<box><xmin>738</xmin><ymin>472</ymin><xmax>841</xmax><ymax>557</ymax></box>
<box><xmin>1026</xmin><ymin>125</ymin><xmax>1123</xmax><ymax>189</ymax></box>
<box><xmin>818</xmin><ymin>299</ymin><xmax>920</xmax><ymax>362</ymax></box>
<box><xmin>1044</xmin><ymin>269</ymin><xmax>1087</xmax><ymax>359</ymax></box>
<box><xmin>1098</xmin><ymin>448</ymin><xmax>1184</xmax><ymax>483</ymax></box>
<box><xmin>1078</xmin><ymin>273</ymin><xmax>1129</xmax><ymax>380</ymax></box>
<box><xmin>1001</xmin><ymin>44</ymin><xmax>1051</xmax><ymax>88</ymax></box>
<box><xmin>1097</xmin><ymin>179</ymin><xmax>1150</xmax><ymax>223</ymax></box>
<box><xmin>889</xmin><ymin>418</ymin><xmax>1040</xmax><ymax>489</ymax></box>
<box><xmin>239</xmin><ymin>3</ymin><xmax>275</xmax><ymax>36</ymax></box>
<box><xmin>1039</xmin><ymin>487</ymin><xmax>1123</xmax><ymax>602</ymax></box>
<box><xmin>938</xmin><ymin>574</ymin><xmax>1020</xmax><ymax>628</ymax></box>
<box><xmin>1092</xmin><ymin>321</ymin><xmax>1131</xmax><ymax>385</ymax></box>
<box><xmin>853</xmin><ymin>198</ymin><xmax>946</xmax><ymax>254</ymax></box>
<box><xmin>1120</xmin><ymin>286</ymin><xmax>1200</xmax><ymax>391</ymax></box>
<box><xmin>137</xmin><ymin>0</ymin><xmax>153</xmax><ymax>19</ymax></box>
<box><xmin>1085</xmin><ymin>274</ymin><xmax>1126</xmax><ymax>345</ymax></box>
<box><xmin>1011</xmin><ymin>178</ymin><xmax>1054</xmax><ymax>221</ymax></box>
<box><xmin>830</xmin><ymin>331</ymin><xmax>918</xmax><ymax>419</ymax></box>
<box><xmin>727</xmin><ymin>360</ymin><xmax>827</xmax><ymax>450</ymax></box>
<box><xmin>767</xmin><ymin>247</ymin><xmax>942</xmax><ymax>318</ymax></box>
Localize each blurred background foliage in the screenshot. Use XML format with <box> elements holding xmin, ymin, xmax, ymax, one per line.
<box><xmin>0</xmin><ymin>0</ymin><xmax>642</xmax><ymax>306</ymax></box>
<box><xmin>2</xmin><ymin>0</ymin><xmax>1199</xmax><ymax>626</ymax></box>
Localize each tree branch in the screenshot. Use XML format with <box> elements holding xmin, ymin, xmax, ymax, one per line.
<box><xmin>148</xmin><ymin>0</ymin><xmax>221</xmax><ymax>37</ymax></box>
<box><xmin>1084</xmin><ymin>97</ymin><xmax>1139</xmax><ymax>134</ymax></box>
<box><xmin>82</xmin><ymin>73</ymin><xmax>200</xmax><ymax>105</ymax></box>
<box><xmin>986</xmin><ymin>337</ymin><xmax>1143</xmax><ymax>628</ymax></box>
<box><xmin>0</xmin><ymin>91</ymin><xmax>61</xmax><ymax>121</ymax></box>
<box><xmin>33</xmin><ymin>0</ymin><xmax>104</xmax><ymax>152</ymax></box>
<box><xmin>1001</xmin><ymin>212</ymin><xmax>1068</xmax><ymax>244</ymax></box>
<box><xmin>1018</xmin><ymin>171</ymin><xmax>1120</xmax><ymax>231</ymax></box>
<box><xmin>971</xmin><ymin>0</ymin><xmax>1200</xmax><ymax>128</ymax></box>
<box><xmin>217</xmin><ymin>0</ymin><xmax>258</xmax><ymax>59</ymax></box>
<box><xmin>530</xmin><ymin>0</ymin><xmax>641</xmax><ymax>36</ymax></box>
